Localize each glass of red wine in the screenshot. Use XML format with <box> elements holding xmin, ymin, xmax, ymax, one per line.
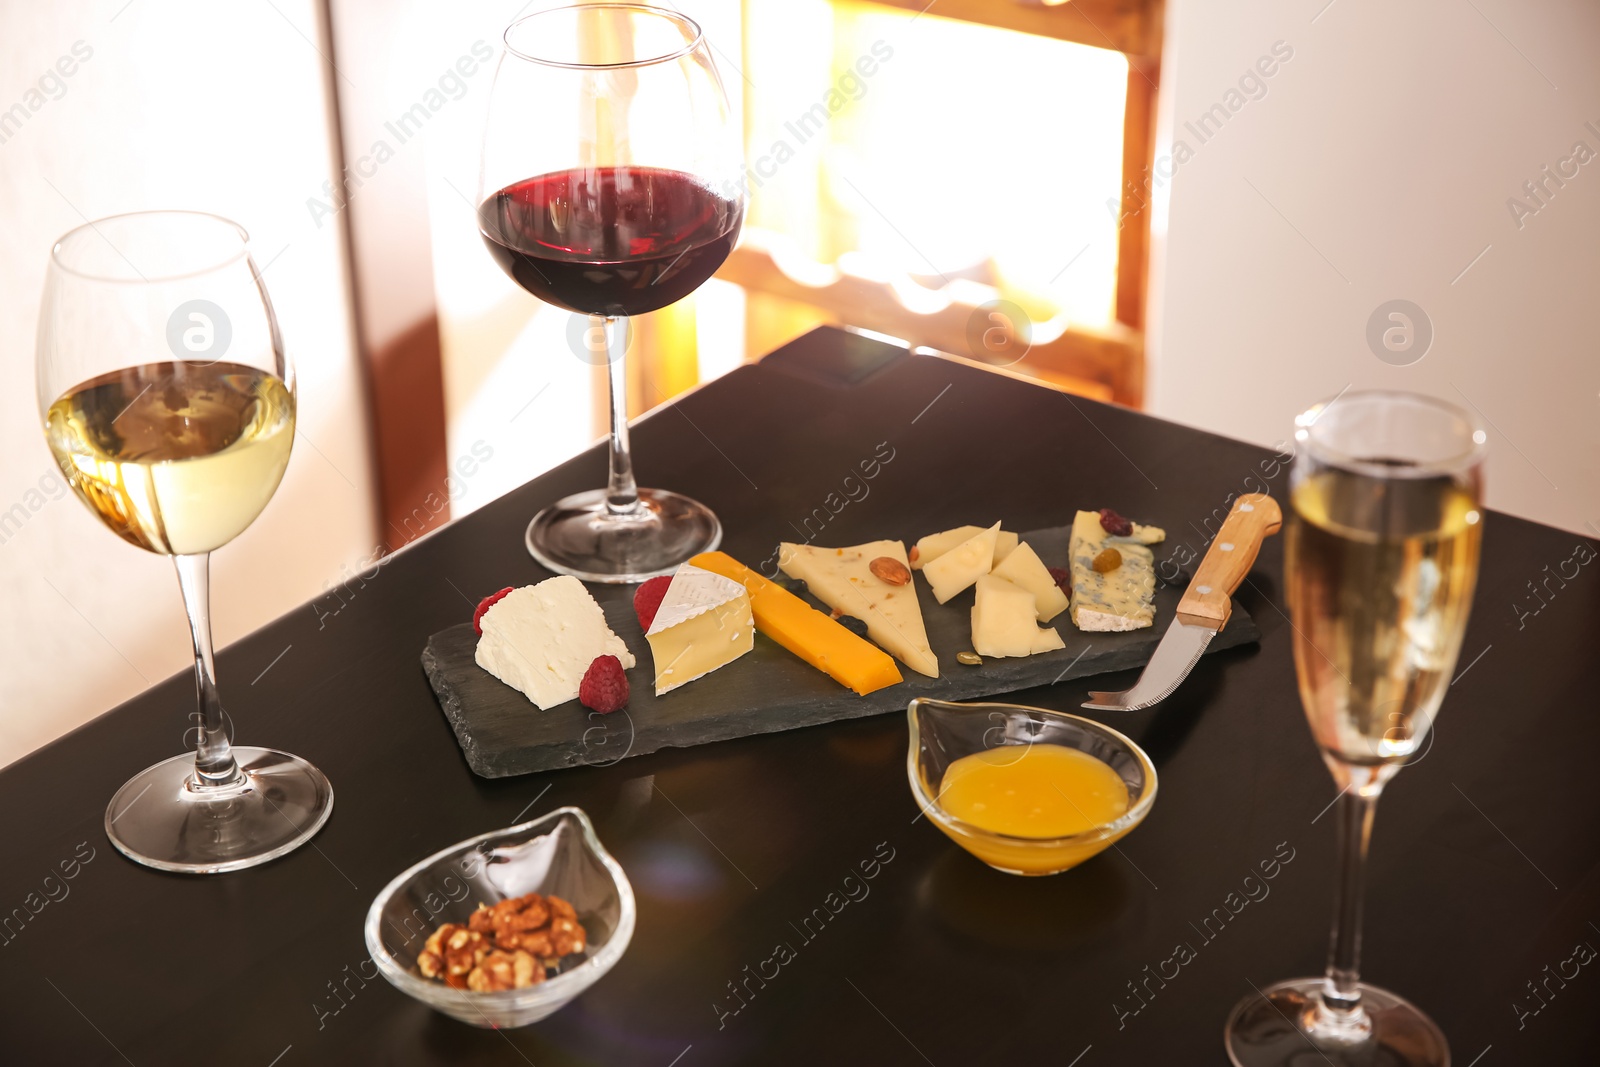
<box><xmin>479</xmin><ymin>3</ymin><xmax>745</xmax><ymax>582</ymax></box>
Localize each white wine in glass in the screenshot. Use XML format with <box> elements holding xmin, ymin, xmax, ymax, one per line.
<box><xmin>37</xmin><ymin>210</ymin><xmax>333</xmax><ymax>875</ymax></box>
<box><xmin>1225</xmin><ymin>391</ymin><xmax>1485</xmax><ymax>1066</ymax></box>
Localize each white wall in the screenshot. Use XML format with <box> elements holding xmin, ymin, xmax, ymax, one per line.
<box><xmin>0</xmin><ymin>2</ymin><xmax>376</xmax><ymax>766</ymax></box>
<box><xmin>1149</xmin><ymin>0</ymin><xmax>1599</xmax><ymax>535</ymax></box>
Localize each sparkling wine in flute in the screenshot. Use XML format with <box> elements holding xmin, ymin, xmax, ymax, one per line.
<box><xmin>46</xmin><ymin>360</ymin><xmax>294</xmax><ymax>556</ymax></box>
<box><xmin>1225</xmin><ymin>391</ymin><xmax>1484</xmax><ymax>1067</ymax></box>
<box><xmin>1287</xmin><ymin>467</ymin><xmax>1482</xmax><ymax>771</ymax></box>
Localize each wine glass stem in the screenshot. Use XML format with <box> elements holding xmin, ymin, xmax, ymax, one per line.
<box><xmin>173</xmin><ymin>553</ymin><xmax>241</xmax><ymax>788</ymax></box>
<box><xmin>598</xmin><ymin>314</ymin><xmax>641</xmax><ymax>517</ymax></box>
<box><xmin>1321</xmin><ymin>786</ymin><xmax>1380</xmax><ymax>1019</ymax></box>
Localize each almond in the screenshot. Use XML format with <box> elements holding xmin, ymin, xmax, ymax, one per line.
<box><xmin>869</xmin><ymin>556</ymin><xmax>912</xmax><ymax>586</ymax></box>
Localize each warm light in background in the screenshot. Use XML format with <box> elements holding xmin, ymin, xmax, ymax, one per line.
<box><xmin>428</xmin><ymin>0</ymin><xmax>1129</xmax><ymax>519</ymax></box>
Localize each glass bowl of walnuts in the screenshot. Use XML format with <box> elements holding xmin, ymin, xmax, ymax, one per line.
<box><xmin>364</xmin><ymin>806</ymin><xmax>635</xmax><ymax>1028</ymax></box>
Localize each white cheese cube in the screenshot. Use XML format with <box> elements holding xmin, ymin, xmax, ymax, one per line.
<box><xmin>989</xmin><ymin>541</ymin><xmax>1070</xmax><ymax>623</ymax></box>
<box><xmin>971</xmin><ymin>574</ymin><xmax>1064</xmax><ymax>658</ymax></box>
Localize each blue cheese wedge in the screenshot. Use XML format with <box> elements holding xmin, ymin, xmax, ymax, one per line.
<box><xmin>475</xmin><ymin>576</ymin><xmax>635</xmax><ymax>709</ymax></box>
<box><xmin>1068</xmin><ymin>510</ymin><xmax>1161</xmax><ymax>632</ymax></box>
<box><xmin>779</xmin><ymin>540</ymin><xmax>938</xmax><ymax>678</ymax></box>
<box><xmin>646</xmin><ymin>563</ymin><xmax>754</xmax><ymax>694</ymax></box>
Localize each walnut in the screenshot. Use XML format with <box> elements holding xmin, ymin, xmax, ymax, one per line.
<box><xmin>442</xmin><ymin>925</ymin><xmax>488</xmax><ymax>976</ymax></box>
<box><xmin>467</xmin><ymin>949</ymin><xmax>545</xmax><ymax>991</ymax></box>
<box><xmin>548</xmin><ymin>917</ymin><xmax>587</xmax><ymax>957</ymax></box>
<box><xmin>418</xmin><ymin>892</ymin><xmax>587</xmax><ymax>989</ymax></box>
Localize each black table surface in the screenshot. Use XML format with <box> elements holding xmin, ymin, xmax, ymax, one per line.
<box><xmin>3</xmin><ymin>326</ymin><xmax>1596</xmax><ymax>1065</ymax></box>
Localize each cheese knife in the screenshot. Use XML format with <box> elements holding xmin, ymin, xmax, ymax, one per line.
<box><xmin>1082</xmin><ymin>492</ymin><xmax>1282</xmax><ymax>712</ymax></box>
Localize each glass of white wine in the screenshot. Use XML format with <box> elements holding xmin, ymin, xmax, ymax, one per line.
<box><xmin>1225</xmin><ymin>392</ymin><xmax>1485</xmax><ymax>1066</ymax></box>
<box><xmin>37</xmin><ymin>210</ymin><xmax>333</xmax><ymax>875</ymax></box>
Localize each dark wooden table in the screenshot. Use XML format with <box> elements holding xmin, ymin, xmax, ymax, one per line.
<box><xmin>3</xmin><ymin>327</ymin><xmax>1596</xmax><ymax>1065</ymax></box>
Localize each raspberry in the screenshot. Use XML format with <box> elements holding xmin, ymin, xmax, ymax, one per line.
<box><xmin>633</xmin><ymin>575</ymin><xmax>673</xmax><ymax>631</ymax></box>
<box><xmin>1098</xmin><ymin>508</ymin><xmax>1133</xmax><ymax>537</ymax></box>
<box><xmin>473</xmin><ymin>587</ymin><xmax>515</xmax><ymax>635</ymax></box>
<box><xmin>1048</xmin><ymin>566</ymin><xmax>1071</xmax><ymax>593</ymax></box>
<box><xmin>578</xmin><ymin>655</ymin><xmax>629</xmax><ymax>714</ymax></box>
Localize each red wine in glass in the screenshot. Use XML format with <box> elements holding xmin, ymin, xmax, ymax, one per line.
<box><xmin>480</xmin><ymin>166</ymin><xmax>742</xmax><ymax>316</ymax></box>
<box><xmin>479</xmin><ymin>4</ymin><xmax>746</xmax><ymax>582</ymax></box>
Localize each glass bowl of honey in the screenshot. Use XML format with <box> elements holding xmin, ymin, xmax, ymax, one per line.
<box><xmin>907</xmin><ymin>698</ymin><xmax>1157</xmax><ymax>876</ymax></box>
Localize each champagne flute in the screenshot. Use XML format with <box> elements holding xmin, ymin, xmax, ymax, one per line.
<box><xmin>1224</xmin><ymin>391</ymin><xmax>1485</xmax><ymax>1065</ymax></box>
<box><xmin>478</xmin><ymin>3</ymin><xmax>745</xmax><ymax>582</ymax></box>
<box><xmin>38</xmin><ymin>210</ymin><xmax>333</xmax><ymax>875</ymax></box>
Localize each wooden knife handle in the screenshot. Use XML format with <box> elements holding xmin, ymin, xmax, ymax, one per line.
<box><xmin>1176</xmin><ymin>493</ymin><xmax>1283</xmax><ymax>628</ymax></box>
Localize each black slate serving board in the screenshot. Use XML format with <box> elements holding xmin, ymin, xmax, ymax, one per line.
<box><xmin>421</xmin><ymin>526</ymin><xmax>1259</xmax><ymax>778</ymax></box>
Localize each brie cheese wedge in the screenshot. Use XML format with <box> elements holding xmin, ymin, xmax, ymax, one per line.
<box><xmin>646</xmin><ymin>563</ymin><xmax>755</xmax><ymax>694</ymax></box>
<box><xmin>475</xmin><ymin>576</ymin><xmax>635</xmax><ymax>709</ymax></box>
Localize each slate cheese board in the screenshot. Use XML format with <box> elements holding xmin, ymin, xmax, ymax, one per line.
<box><xmin>421</xmin><ymin>526</ymin><xmax>1260</xmax><ymax>778</ymax></box>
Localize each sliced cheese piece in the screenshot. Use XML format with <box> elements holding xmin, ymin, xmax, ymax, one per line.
<box><xmin>971</xmin><ymin>574</ymin><xmax>1065</xmax><ymax>658</ymax></box>
<box><xmin>646</xmin><ymin>563</ymin><xmax>754</xmax><ymax>694</ymax></box>
<box><xmin>690</xmin><ymin>551</ymin><xmax>902</xmax><ymax>695</ymax></box>
<box><xmin>778</xmin><ymin>540</ymin><xmax>938</xmax><ymax>678</ymax></box>
<box><xmin>989</xmin><ymin>541</ymin><xmax>1070</xmax><ymax>623</ymax></box>
<box><xmin>921</xmin><ymin>522</ymin><xmax>1001</xmax><ymax>604</ymax></box>
<box><xmin>475</xmin><ymin>576</ymin><xmax>636</xmax><ymax>710</ymax></box>
<box><xmin>911</xmin><ymin>525</ymin><xmax>1018</xmax><ymax>569</ymax></box>
<box><xmin>911</xmin><ymin>525</ymin><xmax>983</xmax><ymax>570</ymax></box>
<box><xmin>993</xmin><ymin>530</ymin><xmax>1021</xmax><ymax>565</ymax></box>
<box><xmin>1067</xmin><ymin>510</ymin><xmax>1158</xmax><ymax>632</ymax></box>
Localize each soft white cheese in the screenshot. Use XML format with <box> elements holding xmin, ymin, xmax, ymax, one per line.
<box><xmin>475</xmin><ymin>576</ymin><xmax>635</xmax><ymax>709</ymax></box>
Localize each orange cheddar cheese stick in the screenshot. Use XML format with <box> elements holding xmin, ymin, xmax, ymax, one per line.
<box><xmin>691</xmin><ymin>551</ymin><xmax>903</xmax><ymax>696</ymax></box>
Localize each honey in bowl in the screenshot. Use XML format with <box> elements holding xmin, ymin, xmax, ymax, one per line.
<box><xmin>936</xmin><ymin>742</ymin><xmax>1135</xmax><ymax>875</ymax></box>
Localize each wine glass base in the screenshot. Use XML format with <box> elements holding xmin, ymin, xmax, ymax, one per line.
<box><xmin>104</xmin><ymin>747</ymin><xmax>334</xmax><ymax>875</ymax></box>
<box><xmin>525</xmin><ymin>487</ymin><xmax>722</xmax><ymax>583</ymax></box>
<box><xmin>1224</xmin><ymin>978</ymin><xmax>1450</xmax><ymax>1067</ymax></box>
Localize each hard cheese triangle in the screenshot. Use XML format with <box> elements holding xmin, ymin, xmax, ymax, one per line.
<box><xmin>778</xmin><ymin>541</ymin><xmax>939</xmax><ymax>678</ymax></box>
<box><xmin>921</xmin><ymin>522</ymin><xmax>1001</xmax><ymax>604</ymax></box>
<box><xmin>645</xmin><ymin>563</ymin><xmax>754</xmax><ymax>695</ymax></box>
<box><xmin>990</xmin><ymin>541</ymin><xmax>1070</xmax><ymax>623</ymax></box>
<box><xmin>912</xmin><ymin>525</ymin><xmax>1020</xmax><ymax>570</ymax></box>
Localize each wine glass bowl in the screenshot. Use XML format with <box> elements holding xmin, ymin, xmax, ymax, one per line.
<box><xmin>1224</xmin><ymin>391</ymin><xmax>1484</xmax><ymax>1066</ymax></box>
<box><xmin>478</xmin><ymin>3</ymin><xmax>745</xmax><ymax>582</ymax></box>
<box><xmin>37</xmin><ymin>210</ymin><xmax>332</xmax><ymax>874</ymax></box>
